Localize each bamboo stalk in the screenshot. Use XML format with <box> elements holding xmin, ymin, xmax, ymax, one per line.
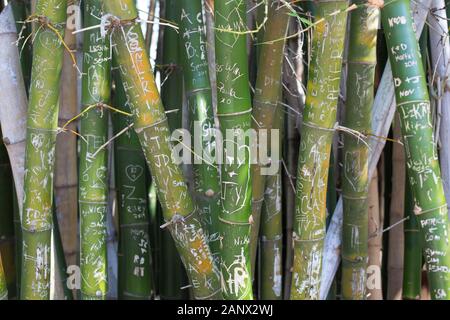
<box><xmin>104</xmin><ymin>0</ymin><xmax>222</xmax><ymax>300</ymax></box>
<box><xmin>381</xmin><ymin>0</ymin><xmax>450</xmax><ymax>299</ymax></box>
<box><xmin>179</xmin><ymin>0</ymin><xmax>221</xmax><ymax>262</ymax></box>
<box><xmin>402</xmin><ymin>173</ymin><xmax>422</xmax><ymax>299</ymax></box>
<box><xmin>291</xmin><ymin>0</ymin><xmax>348</xmax><ymax>300</ymax></box>
<box><xmin>214</xmin><ymin>0</ymin><xmax>254</xmax><ymax>300</ymax></box>
<box><xmin>159</xmin><ymin>0</ymin><xmax>189</xmax><ymax>300</ymax></box>
<box><xmin>55</xmin><ymin>1</ymin><xmax>78</xmax><ymax>274</ymax></box>
<box><xmin>250</xmin><ymin>0</ymin><xmax>290</xmax><ymax>278</ymax></box>
<box><xmin>21</xmin><ymin>0</ymin><xmax>67</xmax><ymax>300</ymax></box>
<box><xmin>341</xmin><ymin>0</ymin><xmax>379</xmax><ymax>300</ymax></box>
<box><xmin>386</xmin><ymin>116</ymin><xmax>405</xmax><ymax>300</ymax></box>
<box><xmin>113</xmin><ymin>62</ymin><xmax>153</xmax><ymax>300</ymax></box>
<box><xmin>367</xmin><ymin>170</ymin><xmax>383</xmax><ymax>300</ymax></box>
<box><xmin>0</xmin><ymin>254</ymin><xmax>7</xmax><ymax>300</ymax></box>
<box><xmin>78</xmin><ymin>0</ymin><xmax>110</xmax><ymax>300</ymax></box>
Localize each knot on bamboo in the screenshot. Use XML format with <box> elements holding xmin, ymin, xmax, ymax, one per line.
<box><xmin>102</xmin><ymin>14</ymin><xmax>137</xmax><ymax>35</ymax></box>
<box><xmin>368</xmin><ymin>0</ymin><xmax>384</xmax><ymax>8</ymax></box>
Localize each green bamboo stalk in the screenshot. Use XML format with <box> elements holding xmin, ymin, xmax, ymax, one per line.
<box><xmin>159</xmin><ymin>0</ymin><xmax>189</xmax><ymax>300</ymax></box>
<box><xmin>0</xmin><ymin>254</ymin><xmax>7</xmax><ymax>300</ymax></box>
<box><xmin>21</xmin><ymin>0</ymin><xmax>67</xmax><ymax>300</ymax></box>
<box><xmin>341</xmin><ymin>1</ymin><xmax>379</xmax><ymax>300</ymax></box>
<box><xmin>381</xmin><ymin>0</ymin><xmax>450</xmax><ymax>300</ymax></box>
<box><xmin>78</xmin><ymin>0</ymin><xmax>110</xmax><ymax>300</ymax></box>
<box><xmin>104</xmin><ymin>0</ymin><xmax>222</xmax><ymax>300</ymax></box>
<box><xmin>251</xmin><ymin>0</ymin><xmax>290</xmax><ymax>280</ymax></box>
<box><xmin>290</xmin><ymin>0</ymin><xmax>348</xmax><ymax>300</ymax></box>
<box><xmin>402</xmin><ymin>173</ymin><xmax>422</xmax><ymax>299</ymax></box>
<box><xmin>112</xmin><ymin>63</ymin><xmax>153</xmax><ymax>300</ymax></box>
<box><xmin>179</xmin><ymin>0</ymin><xmax>221</xmax><ymax>261</ymax></box>
<box><xmin>214</xmin><ymin>0</ymin><xmax>254</xmax><ymax>300</ymax></box>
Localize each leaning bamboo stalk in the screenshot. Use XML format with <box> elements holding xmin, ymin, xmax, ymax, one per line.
<box><xmin>341</xmin><ymin>0</ymin><xmax>379</xmax><ymax>300</ymax></box>
<box><xmin>291</xmin><ymin>0</ymin><xmax>348</xmax><ymax>300</ymax></box>
<box><xmin>112</xmin><ymin>63</ymin><xmax>153</xmax><ymax>300</ymax></box>
<box><xmin>214</xmin><ymin>0</ymin><xmax>254</xmax><ymax>300</ymax></box>
<box><xmin>78</xmin><ymin>0</ymin><xmax>111</xmax><ymax>300</ymax></box>
<box><xmin>250</xmin><ymin>0</ymin><xmax>290</xmax><ymax>276</ymax></box>
<box><xmin>179</xmin><ymin>0</ymin><xmax>221</xmax><ymax>260</ymax></box>
<box><xmin>104</xmin><ymin>0</ymin><xmax>222</xmax><ymax>300</ymax></box>
<box><xmin>381</xmin><ymin>0</ymin><xmax>450</xmax><ymax>299</ymax></box>
<box><xmin>20</xmin><ymin>0</ymin><xmax>67</xmax><ymax>300</ymax></box>
<box><xmin>320</xmin><ymin>0</ymin><xmax>432</xmax><ymax>299</ymax></box>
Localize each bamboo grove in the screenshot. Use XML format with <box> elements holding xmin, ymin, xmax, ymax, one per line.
<box><xmin>0</xmin><ymin>0</ymin><xmax>450</xmax><ymax>301</ymax></box>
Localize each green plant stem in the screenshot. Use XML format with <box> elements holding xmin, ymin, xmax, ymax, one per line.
<box><xmin>179</xmin><ymin>0</ymin><xmax>221</xmax><ymax>261</ymax></box>
<box><xmin>113</xmin><ymin>63</ymin><xmax>153</xmax><ymax>300</ymax></box>
<box><xmin>214</xmin><ymin>0</ymin><xmax>254</xmax><ymax>300</ymax></box>
<box><xmin>290</xmin><ymin>0</ymin><xmax>348</xmax><ymax>300</ymax></box>
<box><xmin>341</xmin><ymin>1</ymin><xmax>379</xmax><ymax>300</ymax></box>
<box><xmin>104</xmin><ymin>0</ymin><xmax>222</xmax><ymax>300</ymax></box>
<box><xmin>21</xmin><ymin>0</ymin><xmax>67</xmax><ymax>300</ymax></box>
<box><xmin>78</xmin><ymin>0</ymin><xmax>110</xmax><ymax>300</ymax></box>
<box><xmin>381</xmin><ymin>0</ymin><xmax>450</xmax><ymax>300</ymax></box>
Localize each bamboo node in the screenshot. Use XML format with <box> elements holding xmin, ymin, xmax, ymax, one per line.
<box><xmin>368</xmin><ymin>0</ymin><xmax>384</xmax><ymax>8</ymax></box>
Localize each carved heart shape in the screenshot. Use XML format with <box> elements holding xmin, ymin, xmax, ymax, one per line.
<box><xmin>126</xmin><ymin>165</ymin><xmax>144</xmax><ymax>182</ymax></box>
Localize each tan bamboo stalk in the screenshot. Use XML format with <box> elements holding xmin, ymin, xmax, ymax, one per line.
<box><xmin>367</xmin><ymin>170</ymin><xmax>383</xmax><ymax>300</ymax></box>
<box><xmin>387</xmin><ymin>116</ymin><xmax>405</xmax><ymax>299</ymax></box>
<box><xmin>54</xmin><ymin>9</ymin><xmax>78</xmax><ymax>271</ymax></box>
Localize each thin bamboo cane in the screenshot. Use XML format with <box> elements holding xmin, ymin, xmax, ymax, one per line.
<box><xmin>381</xmin><ymin>0</ymin><xmax>450</xmax><ymax>299</ymax></box>
<box><xmin>341</xmin><ymin>0</ymin><xmax>379</xmax><ymax>300</ymax></box>
<box><xmin>78</xmin><ymin>0</ymin><xmax>110</xmax><ymax>300</ymax></box>
<box><xmin>179</xmin><ymin>0</ymin><xmax>221</xmax><ymax>263</ymax></box>
<box><xmin>104</xmin><ymin>0</ymin><xmax>222</xmax><ymax>300</ymax></box>
<box><xmin>250</xmin><ymin>0</ymin><xmax>290</xmax><ymax>278</ymax></box>
<box><xmin>386</xmin><ymin>116</ymin><xmax>405</xmax><ymax>300</ymax></box>
<box><xmin>214</xmin><ymin>0</ymin><xmax>254</xmax><ymax>300</ymax></box>
<box><xmin>367</xmin><ymin>170</ymin><xmax>383</xmax><ymax>300</ymax></box>
<box><xmin>402</xmin><ymin>173</ymin><xmax>422</xmax><ymax>299</ymax></box>
<box><xmin>113</xmin><ymin>63</ymin><xmax>153</xmax><ymax>300</ymax></box>
<box><xmin>291</xmin><ymin>0</ymin><xmax>348</xmax><ymax>300</ymax></box>
<box><xmin>21</xmin><ymin>0</ymin><xmax>67</xmax><ymax>300</ymax></box>
<box><xmin>0</xmin><ymin>254</ymin><xmax>7</xmax><ymax>300</ymax></box>
<box><xmin>55</xmin><ymin>3</ymin><xmax>78</xmax><ymax>273</ymax></box>
<box><xmin>144</xmin><ymin>0</ymin><xmax>156</xmax><ymax>50</ymax></box>
<box><xmin>159</xmin><ymin>0</ymin><xmax>189</xmax><ymax>300</ymax></box>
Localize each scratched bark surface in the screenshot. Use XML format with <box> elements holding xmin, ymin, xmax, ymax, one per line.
<box><xmin>113</xmin><ymin>61</ymin><xmax>153</xmax><ymax>300</ymax></box>
<box><xmin>215</xmin><ymin>0</ymin><xmax>253</xmax><ymax>300</ymax></box>
<box><xmin>291</xmin><ymin>0</ymin><xmax>348</xmax><ymax>300</ymax></box>
<box><xmin>382</xmin><ymin>0</ymin><xmax>450</xmax><ymax>299</ymax></box>
<box><xmin>0</xmin><ymin>255</ymin><xmax>7</xmax><ymax>300</ymax></box>
<box><xmin>179</xmin><ymin>0</ymin><xmax>221</xmax><ymax>263</ymax></box>
<box><xmin>250</xmin><ymin>0</ymin><xmax>289</xmax><ymax>276</ymax></box>
<box><xmin>341</xmin><ymin>1</ymin><xmax>379</xmax><ymax>300</ymax></box>
<box><xmin>104</xmin><ymin>0</ymin><xmax>222</xmax><ymax>300</ymax></box>
<box><xmin>78</xmin><ymin>0</ymin><xmax>110</xmax><ymax>300</ymax></box>
<box><xmin>21</xmin><ymin>0</ymin><xmax>67</xmax><ymax>300</ymax></box>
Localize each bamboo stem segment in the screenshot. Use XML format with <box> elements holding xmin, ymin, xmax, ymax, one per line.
<box><xmin>104</xmin><ymin>0</ymin><xmax>222</xmax><ymax>300</ymax></box>
<box><xmin>21</xmin><ymin>0</ymin><xmax>67</xmax><ymax>300</ymax></box>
